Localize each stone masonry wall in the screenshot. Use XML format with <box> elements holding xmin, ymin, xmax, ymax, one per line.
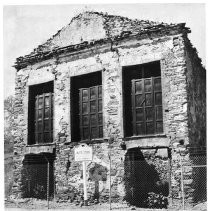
<box><xmin>168</xmin><ymin>35</ymin><xmax>206</xmax><ymax>209</ymax></box>
<box><xmin>179</xmin><ymin>37</ymin><xmax>206</xmax><ymax>209</ymax></box>
<box><xmin>55</xmin><ymin>143</ymin><xmax>126</xmax><ymax>204</ymax></box>
<box><xmin>12</xmin><ymin>69</ymin><xmax>29</xmax><ymax>198</ymax></box>
<box><xmin>160</xmin><ymin>34</ymin><xmax>190</xmax><ymax>208</ymax></box>
<box><xmin>185</xmin><ymin>37</ymin><xmax>206</xmax><ymax>147</ymax></box>
<box><xmin>12</xmin><ymin>31</ymin><xmax>197</xmax><ymax>208</ymax></box>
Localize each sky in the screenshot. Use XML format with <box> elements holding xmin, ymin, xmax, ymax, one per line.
<box><xmin>3</xmin><ymin>4</ymin><xmax>206</xmax><ymax>99</ymax></box>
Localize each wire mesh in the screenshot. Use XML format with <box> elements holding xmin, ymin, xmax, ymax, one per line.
<box><xmin>21</xmin><ymin>163</ymin><xmax>48</xmax><ymax>199</ymax></box>
<box><xmin>21</xmin><ymin>154</ymin><xmax>55</xmax><ymax>209</ymax></box>
<box><xmin>16</xmin><ymin>151</ymin><xmax>206</xmax><ymax>210</ymax></box>
<box><xmin>182</xmin><ymin>155</ymin><xmax>207</xmax><ymax>208</ymax></box>
<box><xmin>110</xmin><ymin>158</ymin><xmax>170</xmax><ymax>209</ymax></box>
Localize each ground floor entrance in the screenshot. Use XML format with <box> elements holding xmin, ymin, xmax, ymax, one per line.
<box><xmin>124</xmin><ymin>147</ymin><xmax>169</xmax><ymax>208</ymax></box>
<box><xmin>21</xmin><ymin>153</ymin><xmax>55</xmax><ymax>199</ymax></box>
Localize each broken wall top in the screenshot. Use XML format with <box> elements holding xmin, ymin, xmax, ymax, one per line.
<box><xmin>14</xmin><ymin>11</ymin><xmax>190</xmax><ymax>70</ymax></box>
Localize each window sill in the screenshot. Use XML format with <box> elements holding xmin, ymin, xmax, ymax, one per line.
<box><xmin>26</xmin><ymin>143</ymin><xmax>55</xmax><ymax>147</ymax></box>
<box><xmin>124</xmin><ymin>134</ymin><xmax>169</xmax><ymax>149</ymax></box>
<box><xmin>124</xmin><ymin>134</ymin><xmax>167</xmax><ymax>141</ymax></box>
<box><xmin>64</xmin><ymin>138</ymin><xmax>108</xmax><ymax>146</ymax></box>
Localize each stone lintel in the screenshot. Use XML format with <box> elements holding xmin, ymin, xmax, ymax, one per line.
<box><xmin>24</xmin><ymin>143</ymin><xmax>56</xmax><ymax>154</ymax></box>
<box><xmin>125</xmin><ymin>135</ymin><xmax>169</xmax><ymax>149</ymax></box>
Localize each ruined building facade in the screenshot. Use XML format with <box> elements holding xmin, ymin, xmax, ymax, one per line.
<box><xmin>12</xmin><ymin>11</ymin><xmax>206</xmax><ymax>208</ymax></box>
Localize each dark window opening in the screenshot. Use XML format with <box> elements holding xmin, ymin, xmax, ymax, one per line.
<box><xmin>122</xmin><ymin>61</ymin><xmax>163</xmax><ymax>137</ymax></box>
<box><xmin>71</xmin><ymin>71</ymin><xmax>102</xmax><ymax>142</ymax></box>
<box><xmin>28</xmin><ymin>81</ymin><xmax>54</xmax><ymax>145</ymax></box>
<box><xmin>21</xmin><ymin>153</ymin><xmax>55</xmax><ymax>199</ymax></box>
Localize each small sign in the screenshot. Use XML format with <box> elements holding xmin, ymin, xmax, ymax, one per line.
<box><xmin>75</xmin><ymin>144</ymin><xmax>93</xmax><ymax>162</ymax></box>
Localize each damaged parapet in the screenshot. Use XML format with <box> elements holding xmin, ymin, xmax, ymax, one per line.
<box><xmin>14</xmin><ymin>11</ymin><xmax>190</xmax><ymax>70</ymax></box>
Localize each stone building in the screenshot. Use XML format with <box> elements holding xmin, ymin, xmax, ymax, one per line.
<box><xmin>12</xmin><ymin>11</ymin><xmax>206</xmax><ymax>208</ymax></box>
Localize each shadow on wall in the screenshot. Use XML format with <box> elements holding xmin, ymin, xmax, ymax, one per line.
<box><xmin>124</xmin><ymin>148</ymin><xmax>169</xmax><ymax>208</ymax></box>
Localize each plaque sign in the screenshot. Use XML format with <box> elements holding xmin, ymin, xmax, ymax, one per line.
<box><xmin>74</xmin><ymin>144</ymin><xmax>93</xmax><ymax>205</ymax></box>
<box><xmin>74</xmin><ymin>144</ymin><xmax>93</xmax><ymax>162</ymax></box>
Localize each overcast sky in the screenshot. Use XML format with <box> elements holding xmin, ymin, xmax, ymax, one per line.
<box><xmin>3</xmin><ymin>4</ymin><xmax>206</xmax><ymax>98</ymax></box>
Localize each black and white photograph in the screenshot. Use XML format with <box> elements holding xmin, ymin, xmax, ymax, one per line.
<box><xmin>3</xmin><ymin>3</ymin><xmax>207</xmax><ymax>211</ymax></box>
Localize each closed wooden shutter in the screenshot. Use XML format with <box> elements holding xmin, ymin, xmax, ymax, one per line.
<box><xmin>79</xmin><ymin>85</ymin><xmax>103</xmax><ymax>140</ymax></box>
<box><xmin>132</xmin><ymin>76</ymin><xmax>163</xmax><ymax>135</ymax></box>
<box><xmin>34</xmin><ymin>93</ymin><xmax>53</xmax><ymax>144</ymax></box>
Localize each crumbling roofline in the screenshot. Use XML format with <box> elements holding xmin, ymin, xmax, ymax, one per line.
<box><xmin>14</xmin><ymin>23</ymin><xmax>190</xmax><ymax>71</ymax></box>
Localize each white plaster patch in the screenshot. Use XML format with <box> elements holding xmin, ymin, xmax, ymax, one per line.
<box><xmin>164</xmin><ymin>39</ymin><xmax>174</xmax><ymax>50</ymax></box>
<box><xmin>183</xmin><ymin>103</ymin><xmax>187</xmax><ymax>113</ymax></box>
<box><xmin>117</xmin><ymin>183</ymin><xmax>125</xmax><ymax>196</ymax></box>
<box><xmin>119</xmin><ymin>47</ymin><xmax>163</xmax><ymax>67</ymax></box>
<box><xmin>52</xmin><ymin>13</ymin><xmax>106</xmax><ymax>47</ymax></box>
<box><xmin>99</xmin><ymin>181</ymin><xmax>106</xmax><ymax>192</ymax></box>
<box><xmin>156</xmin><ymin>148</ymin><xmax>168</xmax><ymax>158</ymax></box>
<box><xmin>28</xmin><ymin>68</ymin><xmax>54</xmax><ymax>85</ymax></box>
<box><xmin>92</xmin><ymin>155</ymin><xmax>110</xmax><ymax>169</ymax></box>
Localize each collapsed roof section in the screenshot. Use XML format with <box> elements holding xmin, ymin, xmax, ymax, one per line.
<box><xmin>14</xmin><ymin>11</ymin><xmax>190</xmax><ymax>70</ymax></box>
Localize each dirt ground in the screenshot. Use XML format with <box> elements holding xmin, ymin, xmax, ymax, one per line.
<box><xmin>4</xmin><ymin>198</ymin><xmax>166</xmax><ymax>210</ymax></box>
<box><xmin>4</xmin><ymin>198</ymin><xmax>207</xmax><ymax>211</ymax></box>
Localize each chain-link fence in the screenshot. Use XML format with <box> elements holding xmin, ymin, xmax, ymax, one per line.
<box><xmin>123</xmin><ymin>160</ymin><xmax>169</xmax><ymax>209</ymax></box>
<box><xmin>108</xmin><ymin>147</ymin><xmax>171</xmax><ymax>210</ymax></box>
<box><xmin>109</xmin><ymin>148</ymin><xmax>207</xmax><ymax>210</ymax></box>
<box><xmin>181</xmin><ymin>154</ymin><xmax>207</xmax><ymax>210</ymax></box>
<box><xmin>14</xmin><ymin>148</ymin><xmax>206</xmax><ymax>210</ymax></box>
